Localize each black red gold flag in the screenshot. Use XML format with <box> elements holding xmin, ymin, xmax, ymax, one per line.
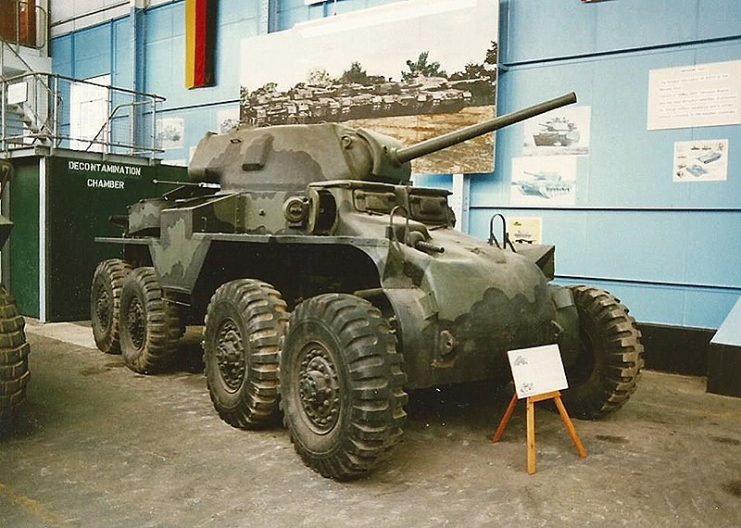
<box><xmin>185</xmin><ymin>0</ymin><xmax>216</xmax><ymax>88</ymax></box>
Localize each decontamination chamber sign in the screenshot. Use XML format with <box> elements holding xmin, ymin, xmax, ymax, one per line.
<box><xmin>66</xmin><ymin>160</ymin><xmax>145</xmax><ymax>190</ymax></box>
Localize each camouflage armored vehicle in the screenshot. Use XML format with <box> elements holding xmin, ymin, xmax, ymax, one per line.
<box><xmin>91</xmin><ymin>92</ymin><xmax>644</xmax><ymax>480</ymax></box>
<box><xmin>0</xmin><ymin>161</ymin><xmax>31</xmax><ymax>432</ymax></box>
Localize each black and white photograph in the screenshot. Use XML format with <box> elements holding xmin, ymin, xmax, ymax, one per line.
<box><xmin>239</xmin><ymin>0</ymin><xmax>498</xmax><ymax>174</ymax></box>
<box><xmin>155</xmin><ymin>117</ymin><xmax>185</xmax><ymax>150</ymax></box>
<box><xmin>522</xmin><ymin>105</ymin><xmax>591</xmax><ymax>156</ymax></box>
<box><xmin>511</xmin><ymin>155</ymin><xmax>578</xmax><ymax>205</ymax></box>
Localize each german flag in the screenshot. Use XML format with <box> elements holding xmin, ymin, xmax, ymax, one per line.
<box><xmin>185</xmin><ymin>0</ymin><xmax>216</xmax><ymax>89</ymax></box>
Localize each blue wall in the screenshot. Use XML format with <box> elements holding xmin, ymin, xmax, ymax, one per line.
<box><xmin>481</xmin><ymin>0</ymin><xmax>741</xmax><ymax>329</ymax></box>
<box><xmin>50</xmin><ymin>0</ymin><xmax>741</xmax><ymax>328</ymax></box>
<box><xmin>51</xmin><ymin>1</ymin><xmax>262</xmax><ymax>162</ymax></box>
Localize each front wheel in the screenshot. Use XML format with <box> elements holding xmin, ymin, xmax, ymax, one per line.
<box><xmin>561</xmin><ymin>286</ymin><xmax>644</xmax><ymax>419</ymax></box>
<box><xmin>280</xmin><ymin>294</ymin><xmax>407</xmax><ymax>480</ymax></box>
<box><xmin>203</xmin><ymin>279</ymin><xmax>288</xmax><ymax>429</ymax></box>
<box><xmin>0</xmin><ymin>286</ymin><xmax>30</xmax><ymax>432</ymax></box>
<box><xmin>119</xmin><ymin>268</ymin><xmax>182</xmax><ymax>374</ymax></box>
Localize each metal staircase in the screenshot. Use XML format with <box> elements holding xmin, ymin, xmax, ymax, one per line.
<box><xmin>1</xmin><ymin>1</ymin><xmax>164</xmax><ymax>159</ymax></box>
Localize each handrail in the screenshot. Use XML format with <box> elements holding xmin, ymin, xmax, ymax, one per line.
<box><xmin>84</xmin><ymin>100</ymin><xmax>152</xmax><ymax>153</ymax></box>
<box><xmin>1</xmin><ymin>73</ymin><xmax>166</xmax><ymax>158</ymax></box>
<box><xmin>3</xmin><ymin>71</ymin><xmax>166</xmax><ymax>102</ymax></box>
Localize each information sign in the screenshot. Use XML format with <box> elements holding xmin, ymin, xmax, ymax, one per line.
<box><xmin>507</xmin><ymin>344</ymin><xmax>568</xmax><ymax>399</ymax></box>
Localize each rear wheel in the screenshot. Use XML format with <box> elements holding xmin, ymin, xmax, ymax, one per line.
<box><xmin>203</xmin><ymin>279</ymin><xmax>288</xmax><ymax>429</ymax></box>
<box><xmin>281</xmin><ymin>294</ymin><xmax>407</xmax><ymax>480</ymax></box>
<box><xmin>90</xmin><ymin>259</ymin><xmax>132</xmax><ymax>354</ymax></box>
<box><xmin>0</xmin><ymin>286</ymin><xmax>30</xmax><ymax>432</ymax></box>
<box><xmin>561</xmin><ymin>286</ymin><xmax>644</xmax><ymax>419</ymax></box>
<box><xmin>119</xmin><ymin>267</ymin><xmax>182</xmax><ymax>374</ymax></box>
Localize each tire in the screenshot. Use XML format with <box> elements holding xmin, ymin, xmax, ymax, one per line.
<box><xmin>90</xmin><ymin>259</ymin><xmax>132</xmax><ymax>354</ymax></box>
<box><xmin>280</xmin><ymin>294</ymin><xmax>407</xmax><ymax>480</ymax></box>
<box><xmin>203</xmin><ymin>279</ymin><xmax>288</xmax><ymax>429</ymax></box>
<box><xmin>561</xmin><ymin>286</ymin><xmax>644</xmax><ymax>419</ymax></box>
<box><xmin>0</xmin><ymin>286</ymin><xmax>30</xmax><ymax>432</ymax></box>
<box><xmin>119</xmin><ymin>267</ymin><xmax>182</xmax><ymax>374</ymax></box>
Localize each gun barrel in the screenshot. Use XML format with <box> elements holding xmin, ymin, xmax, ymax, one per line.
<box><xmin>390</xmin><ymin>92</ymin><xmax>577</xmax><ymax>165</ymax></box>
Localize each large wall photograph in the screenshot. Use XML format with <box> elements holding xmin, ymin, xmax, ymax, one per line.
<box><xmin>239</xmin><ymin>0</ymin><xmax>498</xmax><ymax>175</ymax></box>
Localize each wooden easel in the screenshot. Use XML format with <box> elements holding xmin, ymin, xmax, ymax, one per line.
<box><xmin>492</xmin><ymin>390</ymin><xmax>587</xmax><ymax>475</ymax></box>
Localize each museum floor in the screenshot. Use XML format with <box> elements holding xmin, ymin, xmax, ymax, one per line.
<box><xmin>1</xmin><ymin>322</ymin><xmax>740</xmax><ymax>528</ymax></box>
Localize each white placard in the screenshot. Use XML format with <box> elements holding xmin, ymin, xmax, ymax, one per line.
<box><xmin>7</xmin><ymin>82</ymin><xmax>28</xmax><ymax>105</ymax></box>
<box><xmin>647</xmin><ymin>60</ymin><xmax>741</xmax><ymax>130</ymax></box>
<box><xmin>673</xmin><ymin>139</ymin><xmax>728</xmax><ymax>182</ymax></box>
<box><xmin>507</xmin><ymin>344</ymin><xmax>568</xmax><ymax>399</ymax></box>
<box><xmin>507</xmin><ymin>217</ymin><xmax>542</xmax><ymax>245</ymax></box>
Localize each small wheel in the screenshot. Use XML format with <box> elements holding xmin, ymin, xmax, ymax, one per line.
<box><xmin>90</xmin><ymin>259</ymin><xmax>132</xmax><ymax>354</ymax></box>
<box><xmin>0</xmin><ymin>286</ymin><xmax>30</xmax><ymax>432</ymax></box>
<box><xmin>562</xmin><ymin>286</ymin><xmax>644</xmax><ymax>419</ymax></box>
<box><xmin>203</xmin><ymin>279</ymin><xmax>288</xmax><ymax>429</ymax></box>
<box><xmin>119</xmin><ymin>267</ymin><xmax>182</xmax><ymax>374</ymax></box>
<box><xmin>281</xmin><ymin>294</ymin><xmax>407</xmax><ymax>480</ymax></box>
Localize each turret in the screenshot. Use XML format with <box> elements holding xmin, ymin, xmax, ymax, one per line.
<box><xmin>188</xmin><ymin>92</ymin><xmax>576</xmax><ymax>192</ymax></box>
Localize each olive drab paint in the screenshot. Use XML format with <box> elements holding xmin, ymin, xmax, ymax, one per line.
<box><xmin>93</xmin><ymin>92</ymin><xmax>644</xmax><ymax>479</ymax></box>
<box><xmin>97</xmin><ymin>93</ymin><xmax>582</xmax><ymax>387</ymax></box>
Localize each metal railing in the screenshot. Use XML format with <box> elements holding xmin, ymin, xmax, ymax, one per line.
<box><xmin>0</xmin><ymin>0</ymin><xmax>48</xmax><ymax>50</ymax></box>
<box><xmin>1</xmin><ymin>73</ymin><xmax>166</xmax><ymax>159</ymax></box>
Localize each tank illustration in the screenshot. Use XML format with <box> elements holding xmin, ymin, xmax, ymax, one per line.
<box><xmin>532</xmin><ymin>116</ymin><xmax>580</xmax><ymax>147</ymax></box>
<box><xmin>0</xmin><ymin>161</ymin><xmax>31</xmax><ymax>432</ymax></box>
<box><xmin>685</xmin><ymin>164</ymin><xmax>708</xmax><ymax>178</ymax></box>
<box><xmin>697</xmin><ymin>151</ymin><xmax>721</xmax><ymax>164</ymax></box>
<box><xmin>241</xmin><ymin>76</ymin><xmax>475</xmax><ymax>126</ymax></box>
<box><xmin>91</xmin><ymin>92</ymin><xmax>644</xmax><ymax>480</ymax></box>
<box><xmin>515</xmin><ymin>171</ymin><xmax>573</xmax><ymax>199</ymax></box>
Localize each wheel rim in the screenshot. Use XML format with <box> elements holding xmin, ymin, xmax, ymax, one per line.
<box><xmin>215</xmin><ymin>318</ymin><xmax>246</xmax><ymax>391</ymax></box>
<box><xmin>297</xmin><ymin>341</ymin><xmax>341</xmax><ymax>434</ymax></box>
<box><xmin>94</xmin><ymin>285</ymin><xmax>112</xmax><ymax>331</ymax></box>
<box><xmin>126</xmin><ymin>297</ymin><xmax>146</xmax><ymax>351</ymax></box>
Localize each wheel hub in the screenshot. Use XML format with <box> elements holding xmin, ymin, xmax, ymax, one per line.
<box><xmin>216</xmin><ymin>319</ymin><xmax>246</xmax><ymax>391</ymax></box>
<box><xmin>95</xmin><ymin>288</ymin><xmax>112</xmax><ymax>329</ymax></box>
<box><xmin>126</xmin><ymin>297</ymin><xmax>146</xmax><ymax>350</ymax></box>
<box><xmin>298</xmin><ymin>344</ymin><xmax>340</xmax><ymax>433</ymax></box>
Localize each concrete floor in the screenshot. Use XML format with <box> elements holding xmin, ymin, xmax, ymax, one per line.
<box><xmin>1</xmin><ymin>322</ymin><xmax>739</xmax><ymax>528</ymax></box>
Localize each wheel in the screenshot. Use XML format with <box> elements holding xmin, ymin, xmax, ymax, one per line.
<box><xmin>119</xmin><ymin>267</ymin><xmax>182</xmax><ymax>374</ymax></box>
<box><xmin>561</xmin><ymin>286</ymin><xmax>644</xmax><ymax>419</ymax></box>
<box><xmin>90</xmin><ymin>259</ymin><xmax>132</xmax><ymax>354</ymax></box>
<box><xmin>203</xmin><ymin>279</ymin><xmax>288</xmax><ymax>429</ymax></box>
<box><xmin>280</xmin><ymin>294</ymin><xmax>407</xmax><ymax>480</ymax></box>
<box><xmin>0</xmin><ymin>286</ymin><xmax>30</xmax><ymax>432</ymax></box>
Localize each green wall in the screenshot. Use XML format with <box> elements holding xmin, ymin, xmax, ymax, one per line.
<box><xmin>47</xmin><ymin>157</ymin><xmax>186</xmax><ymax>321</ymax></box>
<box><xmin>8</xmin><ymin>160</ymin><xmax>40</xmax><ymax>318</ymax></box>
